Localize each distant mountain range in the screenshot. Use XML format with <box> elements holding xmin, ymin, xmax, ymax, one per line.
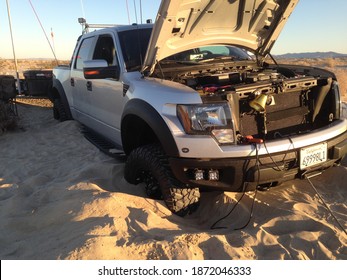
<box><xmin>274</xmin><ymin>52</ymin><xmax>347</xmax><ymax>59</ymax></box>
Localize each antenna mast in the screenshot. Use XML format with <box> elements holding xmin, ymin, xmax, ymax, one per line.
<box><xmin>125</xmin><ymin>0</ymin><xmax>131</xmax><ymax>24</ymax></box>
<box><xmin>80</xmin><ymin>0</ymin><xmax>86</xmax><ymax>19</ymax></box>
<box><xmin>140</xmin><ymin>0</ymin><xmax>142</xmax><ymax>24</ymax></box>
<box><xmin>5</xmin><ymin>0</ymin><xmax>21</xmax><ymax>95</ymax></box>
<box><xmin>28</xmin><ymin>0</ymin><xmax>58</xmax><ymax>64</ymax></box>
<box><xmin>133</xmin><ymin>0</ymin><xmax>138</xmax><ymax>24</ymax></box>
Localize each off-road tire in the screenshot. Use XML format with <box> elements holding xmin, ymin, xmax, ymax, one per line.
<box><xmin>53</xmin><ymin>99</ymin><xmax>68</xmax><ymax>122</ymax></box>
<box><xmin>124</xmin><ymin>144</ymin><xmax>200</xmax><ymax>216</ymax></box>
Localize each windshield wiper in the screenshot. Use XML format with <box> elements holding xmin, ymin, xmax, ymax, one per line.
<box><xmin>198</xmin><ymin>55</ymin><xmax>237</xmax><ymax>63</ymax></box>
<box><xmin>161</xmin><ymin>59</ymin><xmax>200</xmax><ymax>65</ymax></box>
<box><xmin>160</xmin><ymin>56</ymin><xmax>250</xmax><ymax>66</ymax></box>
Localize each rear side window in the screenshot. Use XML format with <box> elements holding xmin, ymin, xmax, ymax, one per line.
<box><xmin>75</xmin><ymin>36</ymin><xmax>95</xmax><ymax>70</ymax></box>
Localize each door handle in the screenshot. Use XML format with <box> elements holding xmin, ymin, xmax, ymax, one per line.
<box><xmin>86</xmin><ymin>81</ymin><xmax>92</xmax><ymax>91</ymax></box>
<box><xmin>70</xmin><ymin>78</ymin><xmax>75</xmax><ymax>87</ymax></box>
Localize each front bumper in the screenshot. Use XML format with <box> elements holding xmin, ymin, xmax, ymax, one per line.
<box><xmin>169</xmin><ymin>130</ymin><xmax>347</xmax><ymax>192</ymax></box>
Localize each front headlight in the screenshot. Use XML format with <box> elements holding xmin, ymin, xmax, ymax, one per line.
<box><xmin>342</xmin><ymin>102</ymin><xmax>347</xmax><ymax>119</ymax></box>
<box><xmin>332</xmin><ymin>81</ymin><xmax>342</xmax><ymax>119</ymax></box>
<box><xmin>177</xmin><ymin>103</ymin><xmax>236</xmax><ymax>144</ymax></box>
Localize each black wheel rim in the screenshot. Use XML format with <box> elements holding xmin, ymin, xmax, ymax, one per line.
<box><xmin>141</xmin><ymin>170</ymin><xmax>162</xmax><ymax>199</ymax></box>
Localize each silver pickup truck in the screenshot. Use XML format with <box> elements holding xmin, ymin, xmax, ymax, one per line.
<box><xmin>50</xmin><ymin>0</ymin><xmax>347</xmax><ymax>216</ymax></box>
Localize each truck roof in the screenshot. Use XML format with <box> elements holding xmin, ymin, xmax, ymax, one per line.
<box><xmin>85</xmin><ymin>23</ymin><xmax>153</xmax><ymax>35</ymax></box>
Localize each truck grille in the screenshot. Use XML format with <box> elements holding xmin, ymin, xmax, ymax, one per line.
<box><xmin>239</xmin><ymin>90</ymin><xmax>310</xmax><ymax>138</ymax></box>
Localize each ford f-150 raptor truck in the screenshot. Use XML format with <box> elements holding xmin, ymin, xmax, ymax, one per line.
<box><xmin>50</xmin><ymin>0</ymin><xmax>347</xmax><ymax>216</ymax></box>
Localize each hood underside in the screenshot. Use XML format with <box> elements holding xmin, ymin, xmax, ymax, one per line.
<box><xmin>142</xmin><ymin>0</ymin><xmax>299</xmax><ymax>73</ymax></box>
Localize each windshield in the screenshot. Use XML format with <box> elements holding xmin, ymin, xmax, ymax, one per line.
<box><xmin>118</xmin><ymin>28</ymin><xmax>152</xmax><ymax>71</ymax></box>
<box><xmin>119</xmin><ymin>27</ymin><xmax>253</xmax><ymax>72</ymax></box>
<box><xmin>164</xmin><ymin>45</ymin><xmax>252</xmax><ymax>63</ymax></box>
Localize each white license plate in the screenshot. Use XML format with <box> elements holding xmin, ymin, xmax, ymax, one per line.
<box><xmin>300</xmin><ymin>143</ymin><xmax>327</xmax><ymax>170</ymax></box>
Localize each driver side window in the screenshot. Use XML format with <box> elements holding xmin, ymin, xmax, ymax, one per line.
<box><xmin>93</xmin><ymin>35</ymin><xmax>119</xmax><ymax>67</ymax></box>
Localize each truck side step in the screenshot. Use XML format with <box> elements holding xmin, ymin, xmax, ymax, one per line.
<box><xmin>82</xmin><ymin>126</ymin><xmax>126</xmax><ymax>160</ymax></box>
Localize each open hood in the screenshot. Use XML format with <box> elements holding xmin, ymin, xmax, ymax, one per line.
<box><xmin>142</xmin><ymin>0</ymin><xmax>299</xmax><ymax>73</ymax></box>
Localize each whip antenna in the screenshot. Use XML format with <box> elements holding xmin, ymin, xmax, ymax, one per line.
<box><xmin>28</xmin><ymin>0</ymin><xmax>58</xmax><ymax>65</ymax></box>
<box><xmin>140</xmin><ymin>0</ymin><xmax>143</xmax><ymax>24</ymax></box>
<box><xmin>133</xmin><ymin>0</ymin><xmax>138</xmax><ymax>24</ymax></box>
<box><xmin>125</xmin><ymin>0</ymin><xmax>131</xmax><ymax>24</ymax></box>
<box><xmin>80</xmin><ymin>0</ymin><xmax>86</xmax><ymax>19</ymax></box>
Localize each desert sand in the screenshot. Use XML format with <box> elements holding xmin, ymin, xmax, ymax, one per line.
<box><xmin>0</xmin><ymin>98</ymin><xmax>346</xmax><ymax>260</ymax></box>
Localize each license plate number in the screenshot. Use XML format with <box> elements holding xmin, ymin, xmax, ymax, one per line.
<box><xmin>300</xmin><ymin>143</ymin><xmax>327</xmax><ymax>170</ymax></box>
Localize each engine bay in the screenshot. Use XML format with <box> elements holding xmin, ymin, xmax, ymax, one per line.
<box><xmin>153</xmin><ymin>62</ymin><xmax>339</xmax><ymax>143</ymax></box>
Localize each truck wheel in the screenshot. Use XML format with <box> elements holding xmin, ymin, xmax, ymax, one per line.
<box><xmin>124</xmin><ymin>144</ymin><xmax>200</xmax><ymax>216</ymax></box>
<box><xmin>53</xmin><ymin>99</ymin><xmax>68</xmax><ymax>122</ymax></box>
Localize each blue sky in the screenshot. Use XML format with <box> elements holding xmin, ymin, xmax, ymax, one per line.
<box><xmin>1</xmin><ymin>0</ymin><xmax>346</xmax><ymax>60</ymax></box>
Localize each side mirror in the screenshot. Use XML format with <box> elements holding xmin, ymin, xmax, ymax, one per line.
<box><xmin>83</xmin><ymin>60</ymin><xmax>120</xmax><ymax>80</ymax></box>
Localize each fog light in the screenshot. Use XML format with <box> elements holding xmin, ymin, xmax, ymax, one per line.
<box><xmin>194</xmin><ymin>169</ymin><xmax>204</xmax><ymax>180</ymax></box>
<box><xmin>208</xmin><ymin>169</ymin><xmax>219</xmax><ymax>181</ymax></box>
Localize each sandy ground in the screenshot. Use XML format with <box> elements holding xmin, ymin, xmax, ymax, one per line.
<box><xmin>0</xmin><ymin>99</ymin><xmax>346</xmax><ymax>260</ymax></box>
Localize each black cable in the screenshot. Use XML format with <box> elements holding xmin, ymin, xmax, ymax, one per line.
<box><xmin>210</xmin><ymin>121</ymin><xmax>301</xmax><ymax>230</ymax></box>
<box><xmin>307</xmin><ymin>176</ymin><xmax>347</xmax><ymax>236</ymax></box>
<box><xmin>263</xmin><ymin>135</ymin><xmax>295</xmax><ymax>172</ymax></box>
<box><xmin>263</xmin><ymin>140</ymin><xmax>285</xmax><ymax>172</ymax></box>
<box><xmin>210</xmin><ymin>143</ymin><xmax>260</xmax><ymax>230</ymax></box>
<box><xmin>234</xmin><ymin>143</ymin><xmax>260</xmax><ymax>230</ymax></box>
<box><xmin>234</xmin><ymin>188</ymin><xmax>258</xmax><ymax>230</ymax></box>
<box><xmin>210</xmin><ymin>190</ymin><xmax>246</xmax><ymax>230</ymax></box>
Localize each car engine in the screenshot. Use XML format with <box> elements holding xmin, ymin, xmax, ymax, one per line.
<box><xmin>154</xmin><ymin>62</ymin><xmax>340</xmax><ymax>143</ymax></box>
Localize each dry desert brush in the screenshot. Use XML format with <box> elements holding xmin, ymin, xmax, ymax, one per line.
<box><xmin>0</xmin><ymin>101</ymin><xmax>17</xmax><ymax>134</ymax></box>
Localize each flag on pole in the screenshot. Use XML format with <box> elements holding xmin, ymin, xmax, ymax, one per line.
<box><xmin>51</xmin><ymin>27</ymin><xmax>56</xmax><ymax>54</ymax></box>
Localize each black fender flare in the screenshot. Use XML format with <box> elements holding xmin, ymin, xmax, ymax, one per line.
<box><xmin>51</xmin><ymin>78</ymin><xmax>73</xmax><ymax>120</ymax></box>
<box><xmin>121</xmin><ymin>99</ymin><xmax>179</xmax><ymax>157</ymax></box>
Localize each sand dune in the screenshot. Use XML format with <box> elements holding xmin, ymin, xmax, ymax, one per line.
<box><xmin>0</xmin><ymin>100</ymin><xmax>346</xmax><ymax>260</ymax></box>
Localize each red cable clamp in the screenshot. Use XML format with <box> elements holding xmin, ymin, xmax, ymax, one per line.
<box><xmin>245</xmin><ymin>135</ymin><xmax>264</xmax><ymax>144</ymax></box>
